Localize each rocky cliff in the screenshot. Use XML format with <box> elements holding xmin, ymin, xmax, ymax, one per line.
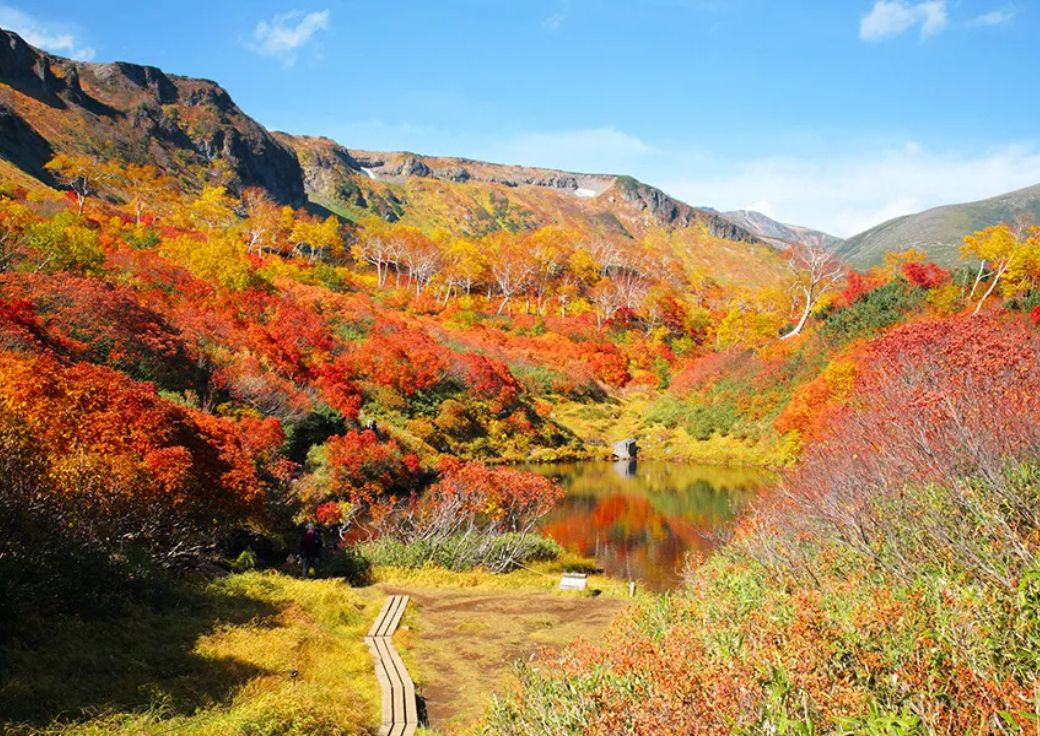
<box><xmin>0</xmin><ymin>28</ymin><xmax>305</xmax><ymax>205</ymax></box>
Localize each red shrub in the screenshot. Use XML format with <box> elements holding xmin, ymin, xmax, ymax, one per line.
<box><xmin>325</xmin><ymin>429</ymin><xmax>420</xmax><ymax>504</ymax></box>
<box><xmin>350</xmin><ymin>321</ymin><xmax>450</xmax><ymax>395</ymax></box>
<box><xmin>452</xmin><ymin>352</ymin><xmax>521</xmax><ymax>411</ymax></box>
<box><xmin>838</xmin><ymin>270</ymin><xmax>881</xmax><ymax>307</ymax></box>
<box><xmin>0</xmin><ymin>351</ymin><xmax>264</xmax><ymax>525</ymax></box>
<box><xmin>901</xmin><ymin>261</ymin><xmax>949</xmax><ymax>290</ymax></box>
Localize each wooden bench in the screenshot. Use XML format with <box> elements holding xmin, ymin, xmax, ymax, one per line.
<box><xmin>365</xmin><ymin>594</ymin><xmax>419</xmax><ymax>736</ymax></box>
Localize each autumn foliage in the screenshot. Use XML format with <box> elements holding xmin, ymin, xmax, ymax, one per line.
<box><xmin>488</xmin><ymin>313</ymin><xmax>1040</xmax><ymax>733</ymax></box>
<box><xmin>5</xmin><ymin>150</ymin><xmax>1040</xmax><ymax>733</ymax></box>
<box><xmin>325</xmin><ymin>429</ymin><xmax>420</xmax><ymax>505</ymax></box>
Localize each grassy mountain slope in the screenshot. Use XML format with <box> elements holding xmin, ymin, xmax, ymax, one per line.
<box><xmin>838</xmin><ymin>183</ymin><xmax>1040</xmax><ymax>267</ymax></box>
<box><xmin>281</xmin><ymin>134</ymin><xmax>787</xmax><ymax>287</ymax></box>
<box><xmin>283</xmin><ymin>135</ymin><xmax>758</xmax><ymax>239</ymax></box>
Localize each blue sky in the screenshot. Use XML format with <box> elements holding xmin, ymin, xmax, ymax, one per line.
<box><xmin>2</xmin><ymin>0</ymin><xmax>1037</xmax><ymax>236</ymax></box>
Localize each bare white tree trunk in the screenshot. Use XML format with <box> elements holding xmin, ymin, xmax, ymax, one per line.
<box><xmin>972</xmin><ymin>260</ymin><xmax>1009</xmax><ymax>316</ymax></box>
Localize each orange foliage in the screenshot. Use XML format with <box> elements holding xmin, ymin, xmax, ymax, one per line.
<box><xmin>0</xmin><ymin>351</ymin><xmax>263</xmax><ymax>518</ymax></box>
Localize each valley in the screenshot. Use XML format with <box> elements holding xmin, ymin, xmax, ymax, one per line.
<box><xmin>1</xmin><ymin>12</ymin><xmax>1039</xmax><ymax>736</ymax></box>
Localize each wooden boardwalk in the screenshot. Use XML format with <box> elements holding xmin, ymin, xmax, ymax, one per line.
<box><xmin>365</xmin><ymin>594</ymin><xmax>419</xmax><ymax>736</ymax></box>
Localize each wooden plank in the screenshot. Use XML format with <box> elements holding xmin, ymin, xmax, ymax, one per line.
<box><xmin>375</xmin><ymin>636</ymin><xmax>407</xmax><ymax>725</ymax></box>
<box><xmin>382</xmin><ymin>635</ymin><xmax>418</xmax><ymax>724</ymax></box>
<box><xmin>384</xmin><ymin>594</ymin><xmax>409</xmax><ymax>635</ymax></box>
<box><xmin>375</xmin><ymin>595</ymin><xmax>406</xmax><ymax>637</ymax></box>
<box><xmin>366</xmin><ymin>638</ymin><xmax>393</xmax><ymax>727</ymax></box>
<box><xmin>367</xmin><ymin>596</ymin><xmax>395</xmax><ymax>638</ymax></box>
<box><xmin>367</xmin><ymin>594</ymin><xmax>419</xmax><ymax>734</ymax></box>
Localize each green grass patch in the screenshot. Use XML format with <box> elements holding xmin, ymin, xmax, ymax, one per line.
<box><xmin>361</xmin><ymin>532</ymin><xmax>562</xmax><ymax>572</ymax></box>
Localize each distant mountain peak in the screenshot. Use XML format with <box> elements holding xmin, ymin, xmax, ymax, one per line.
<box><xmin>280</xmin><ymin>135</ymin><xmax>763</xmax><ymax>243</ymax></box>
<box><xmin>721</xmin><ymin>209</ymin><xmax>842</xmax><ymax>251</ymax></box>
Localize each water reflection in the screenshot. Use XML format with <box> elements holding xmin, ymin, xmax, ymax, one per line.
<box><xmin>524</xmin><ymin>460</ymin><xmax>776</xmax><ymax>591</ymax></box>
<box><xmin>613</xmin><ymin>459</ymin><xmax>636</xmax><ymax>478</ymax></box>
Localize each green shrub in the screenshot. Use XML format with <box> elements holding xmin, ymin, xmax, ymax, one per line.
<box><xmin>124</xmin><ymin>227</ymin><xmax>161</xmax><ymax>250</ymax></box>
<box><xmin>281</xmin><ymin>405</ymin><xmax>346</xmax><ymax>464</ymax></box>
<box><xmin>821</xmin><ymin>279</ymin><xmax>923</xmax><ymax>342</ymax></box>
<box><xmin>1005</xmin><ymin>289</ymin><xmax>1040</xmax><ymax>313</ymax></box>
<box><xmin>408</xmin><ymin>378</ymin><xmax>465</xmax><ymax>417</ymax></box>
<box><xmin>335</xmin><ymin>318</ymin><xmax>371</xmax><ymax>342</ymax></box>
<box><xmin>230</xmin><ymin>548</ymin><xmax>257</xmax><ymax>572</ymax></box>
<box><xmin>320</xmin><ymin>545</ymin><xmax>373</xmax><ymax>586</ymax></box>
<box><xmin>684</xmin><ymin>401</ymin><xmax>739</xmax><ymax>440</ymax></box>
<box><xmin>644</xmin><ymin>397</ymin><xmax>691</xmax><ymax>428</ymax></box>
<box><xmin>360</xmin><ymin>533</ymin><xmax>562</xmax><ymax>572</ymax></box>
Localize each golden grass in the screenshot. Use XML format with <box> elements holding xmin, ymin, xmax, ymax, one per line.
<box><xmin>549</xmin><ymin>390</ymin><xmax>797</xmax><ymax>467</ymax></box>
<box><xmin>1</xmin><ymin>561</ymin><xmax>638</xmax><ymax>736</ymax></box>
<box><xmin>373</xmin><ymin>551</ymin><xmax>641</xmax><ymax>600</ymax></box>
<box><xmin>0</xmin><ymin>572</ymin><xmax>383</xmax><ymax>735</ymax></box>
<box><xmin>367</xmin><ymin>554</ymin><xmax>640</xmax><ymax>732</ymax></box>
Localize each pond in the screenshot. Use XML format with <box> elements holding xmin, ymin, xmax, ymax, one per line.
<box><xmin>524</xmin><ymin>460</ymin><xmax>776</xmax><ymax>591</ymax></box>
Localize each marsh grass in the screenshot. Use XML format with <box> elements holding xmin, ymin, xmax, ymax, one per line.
<box><xmin>0</xmin><ymin>571</ymin><xmax>382</xmax><ymax>735</ymax></box>
<box><xmin>372</xmin><ymin>551</ymin><xmax>639</xmax><ymax>599</ymax></box>
<box><xmin>550</xmin><ymin>391</ymin><xmax>795</xmax><ymax>467</ymax></box>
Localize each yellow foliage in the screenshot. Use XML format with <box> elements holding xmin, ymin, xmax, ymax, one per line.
<box><xmin>821</xmin><ymin>359</ymin><xmax>856</xmax><ymax>402</ymax></box>
<box><xmin>715</xmin><ymin>305</ymin><xmax>784</xmax><ymax>349</ymax></box>
<box><xmin>290</xmin><ymin>214</ymin><xmax>344</xmax><ymax>259</ymax></box>
<box><xmin>961</xmin><ymin>224</ymin><xmax>1018</xmax><ymax>266</ymax></box>
<box><xmin>567</xmin><ymin>248</ymin><xmax>600</xmax><ymax>284</ymax></box>
<box><xmin>812</xmin><ymin>291</ymin><xmax>837</xmax><ymax>314</ymax></box>
<box><xmin>926</xmin><ymin>283</ymin><xmax>964</xmax><ymax>315</ymax></box>
<box><xmin>1003</xmin><ymin>228</ymin><xmax>1040</xmax><ymax>297</ymax></box>
<box><xmin>567</xmin><ymin>296</ymin><xmax>595</xmax><ymax>316</ymax></box>
<box><xmin>161</xmin><ymin>233</ymin><xmax>256</xmax><ymax>290</ymax></box>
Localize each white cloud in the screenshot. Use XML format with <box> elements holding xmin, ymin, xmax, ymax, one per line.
<box><xmin>917</xmin><ymin>1</ymin><xmax>948</xmax><ymax>36</ymax></box>
<box><xmin>543</xmin><ymin>13</ymin><xmax>565</xmax><ymax>31</ymax></box>
<box><xmin>859</xmin><ymin>0</ymin><xmax>948</xmax><ymax>41</ymax></box>
<box><xmin>971</xmin><ymin>6</ymin><xmax>1015</xmax><ymax>26</ymax></box>
<box><xmin>661</xmin><ymin>142</ymin><xmax>1040</xmax><ymax>237</ymax></box>
<box><xmin>248</xmin><ymin>9</ymin><xmax>329</xmax><ymax>65</ymax></box>
<box><xmin>0</xmin><ymin>4</ymin><xmax>95</xmax><ymax>60</ymax></box>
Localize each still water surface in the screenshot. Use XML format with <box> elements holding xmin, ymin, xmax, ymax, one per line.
<box><xmin>525</xmin><ymin>461</ymin><xmax>776</xmax><ymax>591</ymax></box>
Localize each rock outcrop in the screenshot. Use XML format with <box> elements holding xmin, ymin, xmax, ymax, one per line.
<box><xmin>0</xmin><ymin>28</ymin><xmax>306</xmax><ymax>206</ymax></box>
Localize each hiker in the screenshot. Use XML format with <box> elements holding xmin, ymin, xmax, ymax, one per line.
<box><xmin>300</xmin><ymin>522</ymin><xmax>323</xmax><ymax>577</ymax></box>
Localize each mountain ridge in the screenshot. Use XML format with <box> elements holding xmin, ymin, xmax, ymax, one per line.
<box><xmin>0</xmin><ymin>27</ymin><xmax>765</xmax><ymax>250</ymax></box>
<box><xmin>278</xmin><ymin>133</ymin><xmax>761</xmax><ymax>242</ymax></box>
<box><xmin>721</xmin><ymin>209</ymin><xmax>843</xmax><ymax>251</ymax></box>
<box><xmin>837</xmin><ymin>183</ymin><xmax>1040</xmax><ymax>267</ymax></box>
<box><xmin>0</xmin><ymin>27</ymin><xmax>307</xmax><ymax>205</ymax></box>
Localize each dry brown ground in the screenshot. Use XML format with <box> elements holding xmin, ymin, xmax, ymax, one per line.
<box><xmin>379</xmin><ymin>583</ymin><xmax>631</xmax><ymax>734</ymax></box>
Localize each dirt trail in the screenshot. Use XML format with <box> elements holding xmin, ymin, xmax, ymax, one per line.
<box><xmin>379</xmin><ymin>584</ymin><xmax>630</xmax><ymax>732</ymax></box>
